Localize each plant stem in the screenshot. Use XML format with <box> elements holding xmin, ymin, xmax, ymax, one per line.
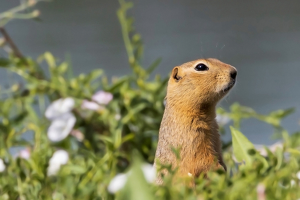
<box><xmin>0</xmin><ymin>27</ymin><xmax>24</xmax><ymax>58</ymax></box>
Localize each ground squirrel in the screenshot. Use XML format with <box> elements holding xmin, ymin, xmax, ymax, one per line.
<box><xmin>155</xmin><ymin>58</ymin><xmax>237</xmax><ymax>183</ymax></box>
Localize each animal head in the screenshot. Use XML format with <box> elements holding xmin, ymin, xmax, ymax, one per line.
<box><xmin>167</xmin><ymin>58</ymin><xmax>237</xmax><ymax>112</ymax></box>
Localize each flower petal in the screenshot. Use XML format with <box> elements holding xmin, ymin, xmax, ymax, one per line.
<box><xmin>70</xmin><ymin>129</ymin><xmax>84</xmax><ymax>141</ymax></box>
<box><xmin>47</xmin><ymin>113</ymin><xmax>76</xmax><ymax>142</ymax></box>
<box><xmin>18</xmin><ymin>148</ymin><xmax>31</xmax><ymax>160</ymax></box>
<box><xmin>49</xmin><ymin>150</ymin><xmax>69</xmax><ymax>165</ymax></box>
<box><xmin>296</xmin><ymin>171</ymin><xmax>300</xmax><ymax>180</ymax></box>
<box><xmin>92</xmin><ymin>91</ymin><xmax>113</xmax><ymax>105</ymax></box>
<box><xmin>47</xmin><ymin>163</ymin><xmax>61</xmax><ymax>176</ymax></box>
<box><xmin>45</xmin><ymin>98</ymin><xmax>75</xmax><ymax>120</ymax></box>
<box><xmin>108</xmin><ymin>173</ymin><xmax>128</xmax><ymax>193</ymax></box>
<box><xmin>47</xmin><ymin>150</ymin><xmax>69</xmax><ymax>176</ymax></box>
<box><xmin>142</xmin><ymin>163</ymin><xmax>156</xmax><ymax>183</ymax></box>
<box><xmin>81</xmin><ymin>100</ymin><xmax>103</xmax><ymax>111</ymax></box>
<box><xmin>0</xmin><ymin>159</ymin><xmax>5</xmax><ymax>172</ymax></box>
<box><xmin>256</xmin><ymin>183</ymin><xmax>266</xmax><ymax>200</ymax></box>
<box><xmin>216</xmin><ymin>114</ymin><xmax>231</xmax><ymax>126</ymax></box>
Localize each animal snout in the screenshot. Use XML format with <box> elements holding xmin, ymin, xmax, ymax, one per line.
<box><xmin>230</xmin><ymin>70</ymin><xmax>237</xmax><ymax>80</ymax></box>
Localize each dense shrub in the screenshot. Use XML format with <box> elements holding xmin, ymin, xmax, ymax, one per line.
<box><xmin>0</xmin><ymin>1</ymin><xmax>299</xmax><ymax>199</ymax></box>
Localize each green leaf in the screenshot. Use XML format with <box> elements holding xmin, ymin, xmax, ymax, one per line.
<box><xmin>286</xmin><ymin>148</ymin><xmax>300</xmax><ymax>155</ymax></box>
<box><xmin>230</xmin><ymin>126</ymin><xmax>254</xmax><ymax>166</ymax></box>
<box><xmin>269</xmin><ymin>108</ymin><xmax>295</xmax><ymax>119</ymax></box>
<box><xmin>122</xmin><ymin>133</ymin><xmax>135</xmax><ymax>143</ymax></box>
<box><xmin>119</xmin><ymin>156</ymin><xmax>154</xmax><ymax>200</ymax></box>
<box><xmin>43</xmin><ymin>52</ymin><xmax>56</xmax><ymax>68</ymax></box>
<box><xmin>61</xmin><ymin>165</ymin><xmax>86</xmax><ymax>175</ymax></box>
<box><xmin>275</xmin><ymin>147</ymin><xmax>283</xmax><ymax>170</ymax></box>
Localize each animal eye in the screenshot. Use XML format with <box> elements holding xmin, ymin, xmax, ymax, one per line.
<box><xmin>194</xmin><ymin>63</ymin><xmax>209</xmax><ymax>71</ymax></box>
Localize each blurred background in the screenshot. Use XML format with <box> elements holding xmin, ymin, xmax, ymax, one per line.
<box><xmin>1</xmin><ymin>0</ymin><xmax>299</xmax><ymax>144</ymax></box>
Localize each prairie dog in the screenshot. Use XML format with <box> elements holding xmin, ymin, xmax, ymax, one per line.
<box><xmin>155</xmin><ymin>58</ymin><xmax>237</xmax><ymax>183</ymax></box>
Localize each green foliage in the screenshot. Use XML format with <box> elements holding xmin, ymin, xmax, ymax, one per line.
<box><xmin>0</xmin><ymin>0</ymin><xmax>42</xmax><ymax>27</ymax></box>
<box><xmin>0</xmin><ymin>1</ymin><xmax>300</xmax><ymax>199</ymax></box>
<box><xmin>230</xmin><ymin>126</ymin><xmax>255</xmax><ymax>166</ymax></box>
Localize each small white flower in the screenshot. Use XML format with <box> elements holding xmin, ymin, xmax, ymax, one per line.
<box><xmin>45</xmin><ymin>98</ymin><xmax>75</xmax><ymax>120</ymax></box>
<box><xmin>47</xmin><ymin>150</ymin><xmax>69</xmax><ymax>176</ymax></box>
<box><xmin>108</xmin><ymin>173</ymin><xmax>128</xmax><ymax>193</ymax></box>
<box><xmin>115</xmin><ymin>114</ymin><xmax>121</xmax><ymax>120</ymax></box>
<box><xmin>81</xmin><ymin>100</ymin><xmax>103</xmax><ymax>111</ymax></box>
<box><xmin>254</xmin><ymin>144</ymin><xmax>267</xmax><ymax>157</ymax></box>
<box><xmin>254</xmin><ymin>141</ymin><xmax>283</xmax><ymax>157</ymax></box>
<box><xmin>296</xmin><ymin>171</ymin><xmax>300</xmax><ymax>180</ymax></box>
<box><xmin>70</xmin><ymin>129</ymin><xmax>84</xmax><ymax>142</ymax></box>
<box><xmin>18</xmin><ymin>148</ymin><xmax>31</xmax><ymax>160</ymax></box>
<box><xmin>291</xmin><ymin>180</ymin><xmax>296</xmax><ymax>187</ymax></box>
<box><xmin>141</xmin><ymin>163</ymin><xmax>156</xmax><ymax>183</ymax></box>
<box><xmin>256</xmin><ymin>183</ymin><xmax>266</xmax><ymax>200</ymax></box>
<box><xmin>269</xmin><ymin>141</ymin><xmax>283</xmax><ymax>153</ymax></box>
<box><xmin>0</xmin><ymin>158</ymin><xmax>5</xmax><ymax>172</ymax></box>
<box><xmin>47</xmin><ymin>113</ymin><xmax>76</xmax><ymax>142</ymax></box>
<box><xmin>92</xmin><ymin>91</ymin><xmax>113</xmax><ymax>105</ymax></box>
<box><xmin>216</xmin><ymin>114</ymin><xmax>231</xmax><ymax>126</ymax></box>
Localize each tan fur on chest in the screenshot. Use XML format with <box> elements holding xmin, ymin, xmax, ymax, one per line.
<box><xmin>155</xmin><ymin>58</ymin><xmax>237</xmax><ymax>183</ymax></box>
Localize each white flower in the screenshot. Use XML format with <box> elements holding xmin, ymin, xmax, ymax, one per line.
<box><xmin>47</xmin><ymin>113</ymin><xmax>76</xmax><ymax>142</ymax></box>
<box><xmin>45</xmin><ymin>97</ymin><xmax>77</xmax><ymax>142</ymax></box>
<box><xmin>291</xmin><ymin>180</ymin><xmax>296</xmax><ymax>187</ymax></box>
<box><xmin>45</xmin><ymin>98</ymin><xmax>75</xmax><ymax>120</ymax></box>
<box><xmin>253</xmin><ymin>144</ymin><xmax>267</xmax><ymax>157</ymax></box>
<box><xmin>269</xmin><ymin>141</ymin><xmax>283</xmax><ymax>153</ymax></box>
<box><xmin>256</xmin><ymin>183</ymin><xmax>266</xmax><ymax>200</ymax></box>
<box><xmin>81</xmin><ymin>91</ymin><xmax>112</xmax><ymax>111</ymax></box>
<box><xmin>107</xmin><ymin>173</ymin><xmax>128</xmax><ymax>193</ymax></box>
<box><xmin>254</xmin><ymin>141</ymin><xmax>283</xmax><ymax>157</ymax></box>
<box><xmin>115</xmin><ymin>114</ymin><xmax>121</xmax><ymax>120</ymax></box>
<box><xmin>18</xmin><ymin>148</ymin><xmax>31</xmax><ymax>160</ymax></box>
<box><xmin>216</xmin><ymin>114</ymin><xmax>231</xmax><ymax>126</ymax></box>
<box><xmin>47</xmin><ymin>150</ymin><xmax>69</xmax><ymax>176</ymax></box>
<box><xmin>296</xmin><ymin>171</ymin><xmax>300</xmax><ymax>180</ymax></box>
<box><xmin>92</xmin><ymin>91</ymin><xmax>113</xmax><ymax>105</ymax></box>
<box><xmin>0</xmin><ymin>158</ymin><xmax>5</xmax><ymax>172</ymax></box>
<box><xmin>81</xmin><ymin>100</ymin><xmax>103</xmax><ymax>111</ymax></box>
<box><xmin>141</xmin><ymin>163</ymin><xmax>156</xmax><ymax>183</ymax></box>
<box><xmin>70</xmin><ymin>129</ymin><xmax>84</xmax><ymax>142</ymax></box>
<box><xmin>108</xmin><ymin>163</ymin><xmax>156</xmax><ymax>194</ymax></box>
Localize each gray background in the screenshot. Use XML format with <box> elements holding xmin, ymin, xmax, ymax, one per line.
<box><xmin>1</xmin><ymin>0</ymin><xmax>300</xmax><ymax>144</ymax></box>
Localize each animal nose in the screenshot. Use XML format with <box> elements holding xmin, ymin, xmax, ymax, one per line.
<box><xmin>230</xmin><ymin>70</ymin><xmax>237</xmax><ymax>80</ymax></box>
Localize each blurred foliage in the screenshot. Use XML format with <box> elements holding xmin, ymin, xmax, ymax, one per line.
<box><xmin>0</xmin><ymin>0</ymin><xmax>42</xmax><ymax>27</ymax></box>
<box><xmin>0</xmin><ymin>0</ymin><xmax>299</xmax><ymax>199</ymax></box>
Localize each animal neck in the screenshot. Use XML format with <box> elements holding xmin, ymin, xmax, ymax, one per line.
<box><xmin>164</xmin><ymin>101</ymin><xmax>217</xmax><ymax>125</ymax></box>
<box><xmin>159</xmin><ymin>102</ymin><xmax>218</xmax><ymax>148</ymax></box>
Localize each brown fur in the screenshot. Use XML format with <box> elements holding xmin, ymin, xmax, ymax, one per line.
<box><xmin>155</xmin><ymin>58</ymin><xmax>237</xmax><ymax>184</ymax></box>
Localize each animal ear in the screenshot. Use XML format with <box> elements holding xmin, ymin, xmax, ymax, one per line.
<box><xmin>172</xmin><ymin>67</ymin><xmax>182</xmax><ymax>82</ymax></box>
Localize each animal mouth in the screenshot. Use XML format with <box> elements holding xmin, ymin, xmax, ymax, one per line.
<box><xmin>223</xmin><ymin>80</ymin><xmax>236</xmax><ymax>92</ymax></box>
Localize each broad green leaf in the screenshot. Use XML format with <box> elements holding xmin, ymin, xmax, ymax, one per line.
<box><xmin>230</xmin><ymin>126</ymin><xmax>254</xmax><ymax>166</ymax></box>
<box><xmin>286</xmin><ymin>148</ymin><xmax>300</xmax><ymax>155</ymax></box>
<box><xmin>119</xmin><ymin>157</ymin><xmax>154</xmax><ymax>200</ymax></box>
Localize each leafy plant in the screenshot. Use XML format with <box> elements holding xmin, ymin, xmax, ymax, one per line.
<box><xmin>0</xmin><ymin>0</ymin><xmax>299</xmax><ymax>199</ymax></box>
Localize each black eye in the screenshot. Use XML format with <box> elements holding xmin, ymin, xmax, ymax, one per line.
<box><xmin>194</xmin><ymin>63</ymin><xmax>209</xmax><ymax>71</ymax></box>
